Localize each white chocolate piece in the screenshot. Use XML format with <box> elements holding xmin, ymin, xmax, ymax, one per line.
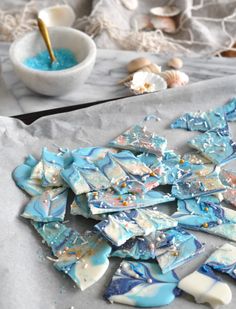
<box><xmin>178</xmin><ymin>270</ymin><xmax>232</xmax><ymax>308</ymax></box>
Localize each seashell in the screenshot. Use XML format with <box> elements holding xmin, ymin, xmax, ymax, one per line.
<box><xmin>160</xmin><ymin>70</ymin><xmax>189</xmax><ymax>88</ymax></box>
<box><xmin>150</xmin><ymin>6</ymin><xmax>181</xmax><ymax>17</ymax></box>
<box><xmin>150</xmin><ymin>16</ymin><xmax>176</xmax><ymax>33</ymax></box>
<box><xmin>38</xmin><ymin>5</ymin><xmax>76</xmax><ymax>27</ymax></box>
<box><xmin>121</xmin><ymin>0</ymin><xmax>138</xmax><ymax>11</ymax></box>
<box><xmin>137</xmin><ymin>63</ymin><xmax>162</xmax><ymax>74</ymax></box>
<box><xmin>127</xmin><ymin>57</ymin><xmax>151</xmax><ymax>73</ymax></box>
<box><xmin>119</xmin><ymin>63</ymin><xmax>161</xmax><ymax>85</ymax></box>
<box><xmin>168</xmin><ymin>57</ymin><xmax>183</xmax><ymax>69</ymax></box>
<box><xmin>128</xmin><ymin>71</ymin><xmax>167</xmax><ymax>95</ymax></box>
<box><xmin>130</xmin><ymin>14</ymin><xmax>154</xmax><ymax>31</ymax></box>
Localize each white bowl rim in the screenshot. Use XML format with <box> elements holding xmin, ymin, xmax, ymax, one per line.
<box><xmin>9</xmin><ymin>27</ymin><xmax>96</xmax><ymax>76</ymax></box>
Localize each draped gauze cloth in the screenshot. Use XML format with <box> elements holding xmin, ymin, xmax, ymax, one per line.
<box><xmin>1</xmin><ymin>0</ymin><xmax>236</xmax><ymax>56</ymax></box>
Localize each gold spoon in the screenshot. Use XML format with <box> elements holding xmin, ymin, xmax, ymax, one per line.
<box><xmin>37</xmin><ymin>17</ymin><xmax>57</xmax><ymax>64</ymax></box>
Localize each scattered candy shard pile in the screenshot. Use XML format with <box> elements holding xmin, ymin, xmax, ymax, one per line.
<box><xmin>12</xmin><ymin>98</ymin><xmax>236</xmax><ymax>308</ymax></box>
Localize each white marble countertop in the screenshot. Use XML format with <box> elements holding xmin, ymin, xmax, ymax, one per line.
<box><xmin>1</xmin><ymin>42</ymin><xmax>236</xmax><ymax>117</ymax></box>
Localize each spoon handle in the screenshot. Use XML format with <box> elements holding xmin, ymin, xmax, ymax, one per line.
<box><xmin>37</xmin><ymin>18</ymin><xmax>57</xmax><ymax>63</ymax></box>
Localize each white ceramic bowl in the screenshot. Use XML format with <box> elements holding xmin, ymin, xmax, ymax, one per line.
<box><xmin>9</xmin><ymin>27</ymin><xmax>96</xmax><ymax>96</ymax></box>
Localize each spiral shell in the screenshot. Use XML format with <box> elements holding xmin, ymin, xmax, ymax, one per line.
<box><xmin>150</xmin><ymin>6</ymin><xmax>181</xmax><ymax>17</ymax></box>
<box><xmin>160</xmin><ymin>70</ymin><xmax>189</xmax><ymax>88</ymax></box>
<box><xmin>168</xmin><ymin>58</ymin><xmax>183</xmax><ymax>69</ymax></box>
<box><xmin>150</xmin><ymin>16</ymin><xmax>176</xmax><ymax>33</ymax></box>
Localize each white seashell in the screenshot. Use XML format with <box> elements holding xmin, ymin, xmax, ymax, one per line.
<box><xmin>121</xmin><ymin>0</ymin><xmax>138</xmax><ymax>11</ymax></box>
<box><xmin>168</xmin><ymin>57</ymin><xmax>183</xmax><ymax>69</ymax></box>
<box><xmin>151</xmin><ymin>16</ymin><xmax>176</xmax><ymax>33</ymax></box>
<box><xmin>130</xmin><ymin>14</ymin><xmax>154</xmax><ymax>31</ymax></box>
<box><xmin>38</xmin><ymin>5</ymin><xmax>76</xmax><ymax>27</ymax></box>
<box><xmin>150</xmin><ymin>6</ymin><xmax>181</xmax><ymax>17</ymax></box>
<box><xmin>127</xmin><ymin>71</ymin><xmax>167</xmax><ymax>95</ymax></box>
<box><xmin>127</xmin><ymin>57</ymin><xmax>151</xmax><ymax>73</ymax></box>
<box><xmin>160</xmin><ymin>70</ymin><xmax>189</xmax><ymax>88</ymax></box>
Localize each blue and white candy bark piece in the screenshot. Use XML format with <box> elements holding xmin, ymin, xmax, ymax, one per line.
<box><xmin>54</xmin><ymin>233</ymin><xmax>112</xmax><ymax>290</ymax></box>
<box><xmin>104</xmin><ymin>260</ymin><xmax>180</xmax><ymax>307</ymax></box>
<box><xmin>72</xmin><ymin>146</ymin><xmax>117</xmax><ymax>162</ymax></box>
<box><xmin>12</xmin><ymin>155</ymin><xmax>45</xmax><ymax>196</ymax></box>
<box><xmin>22</xmin><ymin>187</ymin><xmax>68</xmax><ymax>222</ymax></box>
<box><xmin>112</xmin><ymin>228</ymin><xmax>204</xmax><ymax>273</ymax></box>
<box><xmin>72</xmin><ymin>157</ymin><xmax>110</xmax><ymax>191</ymax></box>
<box><xmin>94</xmin><ymin>208</ymin><xmax>178</xmax><ymax>246</ymax></box>
<box><xmin>205</xmin><ymin>243</ymin><xmax>236</xmax><ymax>280</ymax></box>
<box><xmin>172</xmin><ymin>196</ymin><xmax>236</xmax><ymax>241</ymax></box>
<box><xmin>188</xmin><ymin>126</ymin><xmax>236</xmax><ymax>165</ymax></box>
<box><xmin>220</xmin><ymin>169</ymin><xmax>236</xmax><ymax>207</ymax></box>
<box><xmin>178</xmin><ymin>264</ymin><xmax>232</xmax><ymax>308</ymax></box>
<box><xmin>223</xmin><ymin>97</ymin><xmax>236</xmax><ymax>122</ymax></box>
<box><xmin>172</xmin><ymin>165</ymin><xmax>225</xmax><ymax>199</ymax></box>
<box><xmin>30</xmin><ymin>147</ymin><xmax>69</xmax><ymax>187</ymax></box>
<box><xmin>108</xmin><ymin>125</ymin><xmax>167</xmax><ymax>156</ymax></box>
<box><xmin>86</xmin><ymin>189</ymin><xmax>175</xmax><ymax>214</ymax></box>
<box><xmin>32</xmin><ymin>221</ymin><xmax>85</xmax><ymax>257</ymax></box>
<box><xmin>170</xmin><ymin>107</ymin><xmax>227</xmax><ymax>132</ymax></box>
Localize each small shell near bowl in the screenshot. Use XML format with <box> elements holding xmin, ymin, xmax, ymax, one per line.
<box><xmin>168</xmin><ymin>58</ymin><xmax>183</xmax><ymax>69</ymax></box>
<box><xmin>38</xmin><ymin>5</ymin><xmax>76</xmax><ymax>27</ymax></box>
<box><xmin>121</xmin><ymin>0</ymin><xmax>138</xmax><ymax>11</ymax></box>
<box><xmin>160</xmin><ymin>70</ymin><xmax>189</xmax><ymax>88</ymax></box>
<box><xmin>151</xmin><ymin>16</ymin><xmax>176</xmax><ymax>33</ymax></box>
<box><xmin>127</xmin><ymin>57</ymin><xmax>151</xmax><ymax>73</ymax></box>
<box><xmin>150</xmin><ymin>6</ymin><xmax>181</xmax><ymax>17</ymax></box>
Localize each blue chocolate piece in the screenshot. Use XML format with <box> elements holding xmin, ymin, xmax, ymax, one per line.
<box><xmin>223</xmin><ymin>97</ymin><xmax>236</xmax><ymax>122</ymax></box>
<box><xmin>12</xmin><ymin>155</ymin><xmax>45</xmax><ymax>196</ymax></box>
<box><xmin>172</xmin><ymin>196</ymin><xmax>236</xmax><ymax>241</ymax></box>
<box><xmin>33</xmin><ymin>221</ymin><xmax>85</xmax><ymax>256</ymax></box>
<box><xmin>170</xmin><ymin>107</ymin><xmax>227</xmax><ymax>132</ymax></box>
<box><xmin>94</xmin><ymin>207</ymin><xmax>178</xmax><ymax>246</ymax></box>
<box><xmin>108</xmin><ymin>125</ymin><xmax>167</xmax><ymax>156</ymax></box>
<box><xmin>188</xmin><ymin>126</ymin><xmax>236</xmax><ymax>165</ymax></box>
<box><xmin>54</xmin><ymin>233</ymin><xmax>112</xmax><ymax>290</ymax></box>
<box><xmin>104</xmin><ymin>260</ymin><xmax>180</xmax><ymax>307</ymax></box>
<box><xmin>205</xmin><ymin>243</ymin><xmax>236</xmax><ymax>280</ymax></box>
<box><xmin>22</xmin><ymin>187</ymin><xmax>68</xmax><ymax>222</ymax></box>
<box><xmin>171</xmin><ymin>165</ymin><xmax>225</xmax><ymax>199</ymax></box>
<box><xmin>72</xmin><ymin>147</ymin><xmax>117</xmax><ymax>162</ymax></box>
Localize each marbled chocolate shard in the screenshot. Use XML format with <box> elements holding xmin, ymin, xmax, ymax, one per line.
<box><xmin>108</xmin><ymin>125</ymin><xmax>167</xmax><ymax>156</ymax></box>
<box><xmin>111</xmin><ymin>151</ymin><xmax>152</xmax><ymax>176</ymax></box>
<box><xmin>73</xmin><ymin>157</ymin><xmax>110</xmax><ymax>191</ymax></box>
<box><xmin>182</xmin><ymin>151</ymin><xmax>212</xmax><ymax>165</ymax></box>
<box><xmin>12</xmin><ymin>155</ymin><xmax>45</xmax><ymax>196</ymax></box>
<box><xmin>178</xmin><ymin>264</ymin><xmax>232</xmax><ymax>308</ymax></box>
<box><xmin>87</xmin><ymin>189</ymin><xmax>175</xmax><ymax>214</ymax></box>
<box><xmin>172</xmin><ymin>196</ymin><xmax>236</xmax><ymax>241</ymax></box>
<box><xmin>22</xmin><ymin>187</ymin><xmax>68</xmax><ymax>222</ymax></box>
<box><xmin>170</xmin><ymin>107</ymin><xmax>227</xmax><ymax>132</ymax></box>
<box><xmin>70</xmin><ymin>194</ymin><xmax>105</xmax><ymax>221</ymax></box>
<box><xmin>104</xmin><ymin>260</ymin><xmax>180</xmax><ymax>307</ymax></box>
<box><xmin>112</xmin><ymin>228</ymin><xmax>204</xmax><ymax>273</ymax></box>
<box><xmin>30</xmin><ymin>147</ymin><xmax>68</xmax><ymax>187</ymax></box>
<box><xmin>171</xmin><ymin>165</ymin><xmax>225</xmax><ymax>199</ymax></box>
<box><xmin>220</xmin><ymin>169</ymin><xmax>236</xmax><ymax>207</ymax></box>
<box><xmin>32</xmin><ymin>221</ymin><xmax>85</xmax><ymax>257</ymax></box>
<box><xmin>54</xmin><ymin>233</ymin><xmax>112</xmax><ymax>290</ymax></box>
<box><xmin>94</xmin><ymin>208</ymin><xmax>177</xmax><ymax>246</ymax></box>
<box><xmin>188</xmin><ymin>126</ymin><xmax>236</xmax><ymax>165</ymax></box>
<box><xmin>206</xmin><ymin>243</ymin><xmax>236</xmax><ymax>280</ymax></box>
<box><xmin>223</xmin><ymin>97</ymin><xmax>236</xmax><ymax>122</ymax></box>
<box><xmin>72</xmin><ymin>147</ymin><xmax>117</xmax><ymax>162</ymax></box>
<box><xmin>61</xmin><ymin>163</ymin><xmax>91</xmax><ymax>195</ymax></box>
<box><xmin>95</xmin><ymin>152</ymin><xmax>128</xmax><ymax>184</ymax></box>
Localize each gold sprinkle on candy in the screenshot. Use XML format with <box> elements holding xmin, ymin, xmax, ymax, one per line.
<box><xmin>202</xmin><ymin>222</ymin><xmax>209</xmax><ymax>228</ymax></box>
<box><xmin>121</xmin><ymin>183</ymin><xmax>127</xmax><ymax>188</ymax></box>
<box><xmin>123</xmin><ymin>201</ymin><xmax>129</xmax><ymax>206</ymax></box>
<box><xmin>179</xmin><ymin>159</ymin><xmax>185</xmax><ymax>164</ymax></box>
<box><xmin>204</xmin><ymin>207</ymin><xmax>209</xmax><ymax>212</ymax></box>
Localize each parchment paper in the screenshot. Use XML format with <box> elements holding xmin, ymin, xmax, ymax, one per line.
<box><xmin>0</xmin><ymin>75</ymin><xmax>236</xmax><ymax>309</ymax></box>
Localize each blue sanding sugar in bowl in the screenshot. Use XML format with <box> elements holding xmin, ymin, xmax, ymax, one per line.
<box><xmin>24</xmin><ymin>48</ymin><xmax>78</xmax><ymax>71</ymax></box>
